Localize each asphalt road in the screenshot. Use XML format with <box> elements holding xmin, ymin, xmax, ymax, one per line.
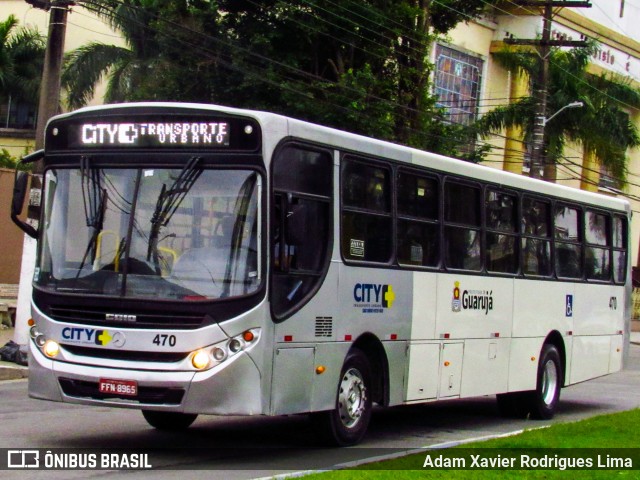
<box><xmin>0</xmin><ymin>344</ymin><xmax>638</xmax><ymax>479</ymax></box>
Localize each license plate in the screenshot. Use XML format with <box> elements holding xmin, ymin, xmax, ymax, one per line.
<box><xmin>99</xmin><ymin>378</ymin><xmax>138</xmax><ymax>397</ymax></box>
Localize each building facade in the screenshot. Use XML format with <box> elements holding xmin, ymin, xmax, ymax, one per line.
<box><xmin>1</xmin><ymin>0</ymin><xmax>640</xmax><ymax>273</ymax></box>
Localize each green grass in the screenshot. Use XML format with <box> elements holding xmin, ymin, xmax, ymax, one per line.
<box><xmin>303</xmin><ymin>409</ymin><xmax>640</xmax><ymax>479</ymax></box>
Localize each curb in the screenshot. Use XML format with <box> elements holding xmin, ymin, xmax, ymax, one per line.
<box><xmin>0</xmin><ymin>363</ymin><xmax>28</xmax><ymax>381</ymax></box>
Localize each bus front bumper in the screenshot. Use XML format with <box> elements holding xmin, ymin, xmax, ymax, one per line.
<box><xmin>28</xmin><ymin>339</ymin><xmax>264</xmax><ymax>415</ymax></box>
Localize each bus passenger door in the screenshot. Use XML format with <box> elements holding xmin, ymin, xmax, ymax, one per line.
<box><xmin>439</xmin><ymin>343</ymin><xmax>463</xmax><ymax>398</ymax></box>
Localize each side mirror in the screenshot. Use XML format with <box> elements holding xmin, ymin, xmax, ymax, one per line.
<box><xmin>10</xmin><ymin>150</ymin><xmax>44</xmax><ymax>239</ymax></box>
<box><xmin>11</xmin><ymin>170</ymin><xmax>29</xmax><ymax>218</ymax></box>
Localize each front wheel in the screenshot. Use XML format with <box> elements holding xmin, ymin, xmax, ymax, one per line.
<box><xmin>529</xmin><ymin>344</ymin><xmax>562</xmax><ymax>419</ymax></box>
<box><xmin>142</xmin><ymin>410</ymin><xmax>198</xmax><ymax>430</ymax></box>
<box><xmin>312</xmin><ymin>348</ymin><xmax>373</xmax><ymax>446</ymax></box>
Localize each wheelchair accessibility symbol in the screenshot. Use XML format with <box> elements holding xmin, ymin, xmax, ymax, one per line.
<box><xmin>565</xmin><ymin>294</ymin><xmax>573</xmax><ymax>317</ymax></box>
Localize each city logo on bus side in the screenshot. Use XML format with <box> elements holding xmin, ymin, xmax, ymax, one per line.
<box><xmin>452</xmin><ymin>281</ymin><xmax>494</xmax><ymax>315</ymax></box>
<box><xmin>353</xmin><ymin>283</ymin><xmax>395</xmax><ymax>314</ymax></box>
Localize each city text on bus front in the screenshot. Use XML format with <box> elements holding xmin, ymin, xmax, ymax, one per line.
<box><xmin>80</xmin><ymin>122</ymin><xmax>230</xmax><ymax>147</ymax></box>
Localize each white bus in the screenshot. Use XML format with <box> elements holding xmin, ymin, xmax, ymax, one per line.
<box><xmin>11</xmin><ymin>103</ymin><xmax>630</xmax><ymax>446</ymax></box>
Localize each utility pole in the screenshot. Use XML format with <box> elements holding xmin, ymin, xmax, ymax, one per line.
<box><xmin>31</xmin><ymin>1</ymin><xmax>72</xmax><ymax>154</ymax></box>
<box><xmin>505</xmin><ymin>1</ymin><xmax>591</xmax><ymax>180</ymax></box>
<box><xmin>11</xmin><ymin>1</ymin><xmax>71</xmax><ymax>355</ymax></box>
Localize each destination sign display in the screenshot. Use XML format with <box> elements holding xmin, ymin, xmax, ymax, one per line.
<box><xmin>46</xmin><ymin>111</ymin><xmax>261</xmax><ymax>152</ymax></box>
<box><xmin>80</xmin><ymin>121</ymin><xmax>230</xmax><ymax>147</ymax></box>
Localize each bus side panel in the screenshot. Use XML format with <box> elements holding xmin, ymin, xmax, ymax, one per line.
<box><xmin>337</xmin><ymin>264</ymin><xmax>413</xmax><ymax>345</ymax></box>
<box><xmin>512</xmin><ymin>280</ymin><xmax>573</xmax><ymax>339</ymax></box>
<box><xmin>384</xmin><ymin>340</ymin><xmax>410</xmax><ymax>407</ymax></box>
<box><xmin>405</xmin><ymin>342</ymin><xmax>440</xmax><ymax>401</ymax></box>
<box><xmin>410</xmin><ymin>272</ymin><xmax>437</xmax><ymax>340</ymax></box>
<box><xmin>271</xmin><ymin>346</ymin><xmax>315</xmax><ymax>415</ymax></box>
<box><xmin>506</xmin><ymin>337</ymin><xmax>542</xmax><ymax>392</ymax></box>
<box><xmin>460</xmin><ymin>338</ymin><xmax>510</xmax><ymax>397</ymax></box>
<box><xmin>573</xmin><ymin>283</ymin><xmax>624</xmax><ymax>335</ymax></box>
<box><xmin>609</xmin><ymin>335</ymin><xmax>624</xmax><ymax>374</ymax></box>
<box><xmin>435</xmin><ymin>274</ymin><xmax>513</xmax><ymax>340</ymax></box>
<box><xmin>311</xmin><ymin>342</ymin><xmax>351</xmax><ymax>412</ymax></box>
<box><xmin>569</xmin><ymin>336</ymin><xmax>612</xmax><ymax>384</ymax></box>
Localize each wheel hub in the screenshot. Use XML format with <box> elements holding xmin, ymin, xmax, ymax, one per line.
<box><xmin>338</xmin><ymin>367</ymin><xmax>367</xmax><ymax>428</ymax></box>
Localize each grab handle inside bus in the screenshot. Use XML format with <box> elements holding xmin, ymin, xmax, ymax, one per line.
<box><xmin>285</xmin><ymin>194</ymin><xmax>306</xmax><ymax>246</ymax></box>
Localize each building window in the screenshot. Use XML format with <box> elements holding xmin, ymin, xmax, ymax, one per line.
<box><xmin>0</xmin><ymin>98</ymin><xmax>37</xmax><ymax>129</ymax></box>
<box><xmin>599</xmin><ymin>164</ymin><xmax>620</xmax><ymax>190</ymax></box>
<box><xmin>434</xmin><ymin>45</ymin><xmax>484</xmax><ymax>126</ymax></box>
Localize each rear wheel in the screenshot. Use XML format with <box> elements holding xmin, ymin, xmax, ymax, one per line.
<box><xmin>496</xmin><ymin>343</ymin><xmax>562</xmax><ymax>420</ymax></box>
<box><xmin>142</xmin><ymin>410</ymin><xmax>198</xmax><ymax>430</ymax></box>
<box><xmin>529</xmin><ymin>344</ymin><xmax>562</xmax><ymax>419</ymax></box>
<box><xmin>313</xmin><ymin>348</ymin><xmax>373</xmax><ymax>446</ymax></box>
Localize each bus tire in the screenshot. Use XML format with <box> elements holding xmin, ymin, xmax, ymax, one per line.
<box><xmin>529</xmin><ymin>344</ymin><xmax>562</xmax><ymax>420</ymax></box>
<box><xmin>312</xmin><ymin>348</ymin><xmax>373</xmax><ymax>446</ymax></box>
<box><xmin>142</xmin><ymin>410</ymin><xmax>198</xmax><ymax>430</ymax></box>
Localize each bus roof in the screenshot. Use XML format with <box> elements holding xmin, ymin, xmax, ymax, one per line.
<box><xmin>52</xmin><ymin>102</ymin><xmax>630</xmax><ymax>213</ymax></box>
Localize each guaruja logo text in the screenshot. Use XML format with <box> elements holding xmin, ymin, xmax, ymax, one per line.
<box><xmin>452</xmin><ymin>281</ymin><xmax>494</xmax><ymax>315</ymax></box>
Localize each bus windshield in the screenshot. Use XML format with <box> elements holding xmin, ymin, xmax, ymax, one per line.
<box><xmin>36</xmin><ymin>164</ymin><xmax>261</xmax><ymax>301</ymax></box>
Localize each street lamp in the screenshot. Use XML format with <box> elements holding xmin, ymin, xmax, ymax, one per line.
<box><xmin>542</xmin><ymin>101</ymin><xmax>584</xmax><ymax>127</ymax></box>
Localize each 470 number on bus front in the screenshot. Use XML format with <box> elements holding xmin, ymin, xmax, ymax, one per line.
<box><xmin>153</xmin><ymin>334</ymin><xmax>177</xmax><ymax>347</ymax></box>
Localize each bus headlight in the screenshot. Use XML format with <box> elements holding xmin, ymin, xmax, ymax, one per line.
<box><xmin>34</xmin><ymin>333</ymin><xmax>46</xmax><ymax>348</ymax></box>
<box><xmin>191</xmin><ymin>329</ymin><xmax>260</xmax><ymax>371</ymax></box>
<box><xmin>191</xmin><ymin>349</ymin><xmax>210</xmax><ymax>370</ymax></box>
<box><xmin>43</xmin><ymin>340</ymin><xmax>60</xmax><ymax>358</ymax></box>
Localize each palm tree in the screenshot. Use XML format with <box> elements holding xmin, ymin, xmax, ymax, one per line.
<box><xmin>62</xmin><ymin>0</ymin><xmax>169</xmax><ymax>108</ymax></box>
<box><xmin>476</xmin><ymin>42</ymin><xmax>640</xmax><ymax>189</ymax></box>
<box><xmin>0</xmin><ymin>15</ymin><xmax>45</xmax><ymax>112</ymax></box>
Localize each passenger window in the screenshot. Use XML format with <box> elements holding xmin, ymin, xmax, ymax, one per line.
<box><xmin>486</xmin><ymin>190</ymin><xmax>518</xmax><ymax>274</ymax></box>
<box><xmin>342</xmin><ymin>158</ymin><xmax>392</xmax><ymax>263</ymax></box>
<box><xmin>397</xmin><ymin>170</ymin><xmax>439</xmax><ymax>268</ymax></box>
<box><xmin>585</xmin><ymin>210</ymin><xmax>610</xmax><ymax>281</ymax></box>
<box><xmin>271</xmin><ymin>145</ymin><xmax>332</xmax><ymax>321</ymax></box>
<box><xmin>397</xmin><ymin>171</ymin><xmax>438</xmax><ymax>220</ymax></box>
<box><xmin>554</xmin><ymin>205</ymin><xmax>583</xmax><ymax>279</ymax></box>
<box><xmin>612</xmin><ymin>215</ymin><xmax>627</xmax><ymax>284</ymax></box>
<box><xmin>522</xmin><ymin>197</ymin><xmax>551</xmax><ymax>276</ymax></box>
<box><xmin>444</xmin><ymin>181</ymin><xmax>481</xmax><ymax>271</ymax></box>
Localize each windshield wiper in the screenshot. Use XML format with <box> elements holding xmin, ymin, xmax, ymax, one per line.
<box><xmin>147</xmin><ymin>156</ymin><xmax>203</xmax><ymax>273</ymax></box>
<box><xmin>75</xmin><ymin>156</ymin><xmax>107</xmax><ymax>276</ymax></box>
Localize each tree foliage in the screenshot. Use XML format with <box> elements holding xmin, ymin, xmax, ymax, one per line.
<box><xmin>0</xmin><ymin>15</ymin><xmax>45</xmax><ymax>103</ymax></box>
<box><xmin>64</xmin><ymin>0</ymin><xmax>495</xmax><ymax>157</ymax></box>
<box><xmin>476</xmin><ymin>42</ymin><xmax>640</xmax><ymax>185</ymax></box>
